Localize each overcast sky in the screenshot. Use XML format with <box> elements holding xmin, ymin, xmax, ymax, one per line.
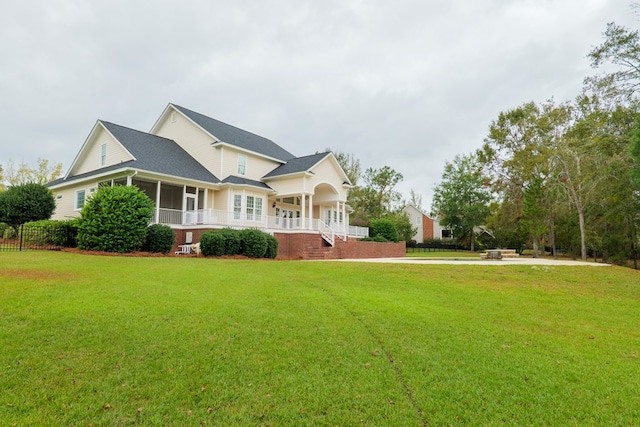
<box><xmin>0</xmin><ymin>0</ymin><xmax>636</xmax><ymax>210</ymax></box>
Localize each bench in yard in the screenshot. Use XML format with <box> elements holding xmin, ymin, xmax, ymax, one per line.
<box><xmin>480</xmin><ymin>249</ymin><xmax>520</xmax><ymax>260</ymax></box>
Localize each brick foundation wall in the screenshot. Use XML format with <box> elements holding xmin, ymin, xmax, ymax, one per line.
<box><xmin>170</xmin><ymin>229</ymin><xmax>406</xmax><ymax>260</ymax></box>
<box><xmin>275</xmin><ymin>232</ymin><xmax>405</xmax><ymax>260</ymax></box>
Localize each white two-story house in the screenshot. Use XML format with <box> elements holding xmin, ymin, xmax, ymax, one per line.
<box><xmin>47</xmin><ymin>104</ymin><xmax>397</xmax><ymax>259</ymax></box>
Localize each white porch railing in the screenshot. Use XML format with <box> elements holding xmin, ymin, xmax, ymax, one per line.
<box><xmin>154</xmin><ymin>208</ymin><xmax>368</xmax><ymax>238</ymax></box>
<box><xmin>349</xmin><ymin>225</ymin><xmax>369</xmax><ymax>238</ymax></box>
<box><xmin>317</xmin><ymin>220</ymin><xmax>335</xmax><ymax>246</ymax></box>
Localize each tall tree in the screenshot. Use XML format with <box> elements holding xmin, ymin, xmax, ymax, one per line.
<box><xmin>521</xmin><ymin>176</ymin><xmax>549</xmax><ymax>257</ymax></box>
<box><xmin>479</xmin><ymin>100</ymin><xmax>571</xmax><ymax>254</ymax></box>
<box><xmin>587</xmin><ymin>22</ymin><xmax>640</xmax><ymax>99</ymax></box>
<box><xmin>350</xmin><ymin>165</ymin><xmax>404</xmax><ymax>221</ymax></box>
<box><xmin>4</xmin><ymin>158</ymin><xmax>63</xmax><ymax>186</ymax></box>
<box><xmin>408</xmin><ymin>189</ymin><xmax>423</xmax><ymax>210</ymax></box>
<box><xmin>330</xmin><ymin>150</ymin><xmax>362</xmax><ymax>186</ymax></box>
<box><xmin>431</xmin><ymin>153</ymin><xmax>492</xmax><ymax>251</ymax></box>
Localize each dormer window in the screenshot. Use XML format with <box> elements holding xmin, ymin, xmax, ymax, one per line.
<box><xmin>100</xmin><ymin>144</ymin><xmax>107</xmax><ymax>166</ymax></box>
<box><xmin>237</xmin><ymin>154</ymin><xmax>246</xmax><ymax>176</ymax></box>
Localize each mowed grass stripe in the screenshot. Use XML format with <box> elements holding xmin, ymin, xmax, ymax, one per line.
<box><xmin>1</xmin><ymin>252</ymin><xmax>639</xmax><ymax>425</ymax></box>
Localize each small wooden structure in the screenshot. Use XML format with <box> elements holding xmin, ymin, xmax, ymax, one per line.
<box><xmin>480</xmin><ymin>249</ymin><xmax>520</xmax><ymax>260</ymax></box>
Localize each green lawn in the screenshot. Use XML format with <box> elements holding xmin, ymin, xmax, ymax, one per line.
<box><xmin>1</xmin><ymin>252</ymin><xmax>639</xmax><ymax>425</ymax></box>
<box><xmin>405</xmin><ymin>249</ymin><xmax>478</xmax><ymax>258</ymax></box>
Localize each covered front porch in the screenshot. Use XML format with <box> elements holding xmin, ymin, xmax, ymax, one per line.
<box><xmin>119</xmin><ymin>175</ymin><xmax>368</xmax><ymax>241</ymax></box>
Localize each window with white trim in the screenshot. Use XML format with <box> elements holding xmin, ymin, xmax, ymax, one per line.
<box><xmin>246</xmin><ymin>195</ymin><xmax>255</xmax><ymax>220</ymax></box>
<box><xmin>233</xmin><ymin>195</ymin><xmax>242</xmax><ymax>220</ymax></box>
<box><xmin>237</xmin><ymin>154</ymin><xmax>246</xmax><ymax>176</ymax></box>
<box><xmin>100</xmin><ymin>144</ymin><xmax>107</xmax><ymax>166</ymax></box>
<box><xmin>254</xmin><ymin>197</ymin><xmax>263</xmax><ymax>221</ymax></box>
<box><xmin>75</xmin><ymin>190</ymin><xmax>86</xmax><ymax>210</ymax></box>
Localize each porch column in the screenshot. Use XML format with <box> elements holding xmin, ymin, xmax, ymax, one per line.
<box><xmin>155</xmin><ymin>180</ymin><xmax>162</xmax><ymax>224</ymax></box>
<box><xmin>341</xmin><ymin>200</ymin><xmax>346</xmax><ymax>233</ymax></box>
<box><xmin>308</xmin><ymin>194</ymin><xmax>313</xmax><ymax>230</ymax></box>
<box><xmin>301</xmin><ymin>194</ymin><xmax>306</xmax><ymax>229</ymax></box>
<box><xmin>203</xmin><ymin>189</ymin><xmax>209</xmax><ymax>223</ymax></box>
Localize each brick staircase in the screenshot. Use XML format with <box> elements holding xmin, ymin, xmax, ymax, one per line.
<box><xmin>274</xmin><ymin>232</ymin><xmax>405</xmax><ymax>260</ymax></box>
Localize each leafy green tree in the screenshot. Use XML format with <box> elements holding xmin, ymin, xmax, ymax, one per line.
<box><xmin>521</xmin><ymin>176</ymin><xmax>549</xmax><ymax>257</ymax></box>
<box><xmin>330</xmin><ymin>150</ymin><xmax>362</xmax><ymax>186</ymax></box>
<box><xmin>4</xmin><ymin>158</ymin><xmax>63</xmax><ymax>186</ymax></box>
<box><xmin>350</xmin><ymin>166</ymin><xmax>404</xmax><ymax>221</ymax></box>
<box><xmin>431</xmin><ymin>153</ymin><xmax>492</xmax><ymax>251</ymax></box>
<box><xmin>630</xmin><ymin>117</ymin><xmax>640</xmax><ymax>190</ymax></box>
<box><xmin>389</xmin><ymin>211</ymin><xmax>416</xmax><ymax>243</ymax></box>
<box><xmin>0</xmin><ymin>183</ymin><xmax>56</xmax><ymax>229</ymax></box>
<box><xmin>77</xmin><ymin>185</ymin><xmax>155</xmax><ymax>253</ymax></box>
<box><xmin>587</xmin><ymin>22</ymin><xmax>640</xmax><ymax>99</ymax></box>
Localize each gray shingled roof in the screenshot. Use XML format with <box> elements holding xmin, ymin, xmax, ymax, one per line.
<box><xmin>262</xmin><ymin>152</ymin><xmax>331</xmax><ymax>179</ymax></box>
<box><xmin>48</xmin><ymin>121</ymin><xmax>219</xmax><ymax>186</ymax></box>
<box><xmin>172</xmin><ymin>104</ymin><xmax>296</xmax><ymax>162</ymax></box>
<box><xmin>220</xmin><ymin>175</ymin><xmax>273</xmax><ymax>190</ymax></box>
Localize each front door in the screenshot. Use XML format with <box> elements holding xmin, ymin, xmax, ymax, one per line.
<box><xmin>282</xmin><ymin>209</ymin><xmax>294</xmax><ymax>229</ymax></box>
<box><xmin>185</xmin><ymin>195</ymin><xmax>196</xmax><ymax>225</ymax></box>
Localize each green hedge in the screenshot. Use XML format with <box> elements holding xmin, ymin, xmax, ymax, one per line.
<box><xmin>143</xmin><ymin>224</ymin><xmax>176</xmax><ymax>254</ymax></box>
<box><xmin>77</xmin><ymin>186</ymin><xmax>154</xmax><ymax>253</ymax></box>
<box><xmin>200</xmin><ymin>232</ymin><xmax>226</xmax><ymax>257</ymax></box>
<box><xmin>369</xmin><ymin>218</ymin><xmax>399</xmax><ymax>242</ymax></box>
<box><xmin>199</xmin><ymin>228</ymin><xmax>277</xmax><ymax>258</ymax></box>
<box><xmin>20</xmin><ymin>219</ymin><xmax>78</xmax><ymax>247</ymax></box>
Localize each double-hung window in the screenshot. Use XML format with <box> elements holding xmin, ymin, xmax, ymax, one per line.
<box><xmin>233</xmin><ymin>195</ymin><xmax>242</xmax><ymax>220</ymax></box>
<box><xmin>246</xmin><ymin>196</ymin><xmax>255</xmax><ymax>220</ymax></box>
<box><xmin>75</xmin><ymin>190</ymin><xmax>86</xmax><ymax>210</ymax></box>
<box><xmin>100</xmin><ymin>144</ymin><xmax>107</xmax><ymax>166</ymax></box>
<box><xmin>237</xmin><ymin>154</ymin><xmax>246</xmax><ymax>176</ymax></box>
<box><xmin>254</xmin><ymin>197</ymin><xmax>263</xmax><ymax>221</ymax></box>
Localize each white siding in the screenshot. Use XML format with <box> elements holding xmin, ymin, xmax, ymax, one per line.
<box><xmin>74</xmin><ymin>127</ymin><xmax>133</xmax><ymax>175</ymax></box>
<box><xmin>153</xmin><ymin>109</ymin><xmax>219</xmax><ymax>175</ymax></box>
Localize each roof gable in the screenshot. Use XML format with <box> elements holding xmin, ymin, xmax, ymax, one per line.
<box><xmin>101</xmin><ymin>122</ymin><xmax>220</xmax><ymax>183</ymax></box>
<box><xmin>262</xmin><ymin>152</ymin><xmax>329</xmax><ymax>179</ymax></box>
<box><xmin>262</xmin><ymin>152</ymin><xmax>351</xmax><ymax>185</ymax></box>
<box><xmin>55</xmin><ymin>121</ymin><xmax>219</xmax><ymax>186</ymax></box>
<box><xmin>64</xmin><ymin>120</ymin><xmax>134</xmax><ymax>179</ymax></box>
<box><xmin>169</xmin><ymin>104</ymin><xmax>296</xmax><ymax>162</ymax></box>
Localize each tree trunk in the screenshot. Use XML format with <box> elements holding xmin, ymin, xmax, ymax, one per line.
<box><xmin>549</xmin><ymin>217</ymin><xmax>557</xmax><ymax>258</ymax></box>
<box><xmin>532</xmin><ymin>238</ymin><xmax>539</xmax><ymax>258</ymax></box>
<box><xmin>577</xmin><ymin>205</ymin><xmax>587</xmax><ymax>262</ymax></box>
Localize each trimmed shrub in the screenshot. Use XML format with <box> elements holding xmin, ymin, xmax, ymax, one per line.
<box><xmin>241</xmin><ymin>228</ymin><xmax>268</xmax><ymax>258</ymax></box>
<box><xmin>0</xmin><ymin>183</ymin><xmax>56</xmax><ymax>229</ymax></box>
<box><xmin>372</xmin><ymin>234</ymin><xmax>388</xmax><ymax>242</ymax></box>
<box><xmin>77</xmin><ymin>185</ymin><xmax>155</xmax><ymax>253</ymax></box>
<box><xmin>200</xmin><ymin>231</ymin><xmax>225</xmax><ymax>256</ymax></box>
<box><xmin>369</xmin><ymin>218</ymin><xmax>399</xmax><ymax>242</ymax></box>
<box><xmin>264</xmin><ymin>234</ymin><xmax>279</xmax><ymax>259</ymax></box>
<box><xmin>219</xmin><ymin>228</ymin><xmax>242</xmax><ymax>256</ymax></box>
<box><xmin>144</xmin><ymin>224</ymin><xmax>175</xmax><ymax>254</ymax></box>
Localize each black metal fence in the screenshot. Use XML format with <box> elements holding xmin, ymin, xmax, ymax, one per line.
<box><xmin>0</xmin><ymin>223</ymin><xmax>77</xmax><ymax>252</ymax></box>
<box><xmin>406</xmin><ymin>241</ymin><xmax>462</xmax><ymax>253</ymax></box>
